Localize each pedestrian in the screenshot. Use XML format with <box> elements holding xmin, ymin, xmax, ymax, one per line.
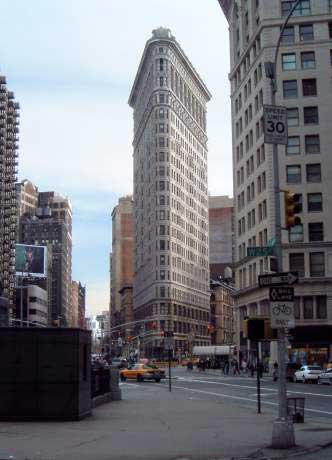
<box><xmin>224</xmin><ymin>360</ymin><xmax>229</xmax><ymax>375</ymax></box>
<box><xmin>241</xmin><ymin>359</ymin><xmax>247</xmax><ymax>374</ymax></box>
<box><xmin>234</xmin><ymin>360</ymin><xmax>240</xmax><ymax>376</ymax></box>
<box><xmin>273</xmin><ymin>361</ymin><xmax>278</xmax><ymax>382</ymax></box>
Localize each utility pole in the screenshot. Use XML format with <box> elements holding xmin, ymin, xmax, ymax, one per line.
<box><xmin>264</xmin><ymin>0</ymin><xmax>302</xmax><ymax>449</ymax></box>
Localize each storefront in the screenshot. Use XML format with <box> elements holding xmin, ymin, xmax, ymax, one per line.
<box><xmin>289</xmin><ymin>326</ymin><xmax>332</xmax><ymax>367</ymax></box>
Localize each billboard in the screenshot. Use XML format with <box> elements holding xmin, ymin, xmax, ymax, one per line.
<box><xmin>15</xmin><ymin>244</ymin><xmax>47</xmax><ymax>277</ymax></box>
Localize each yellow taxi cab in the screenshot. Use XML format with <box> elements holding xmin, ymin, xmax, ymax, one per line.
<box><xmin>120</xmin><ymin>363</ymin><xmax>166</xmax><ymax>383</ymax></box>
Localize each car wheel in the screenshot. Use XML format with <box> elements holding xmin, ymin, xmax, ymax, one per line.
<box><xmin>137</xmin><ymin>374</ymin><xmax>144</xmax><ymax>382</ymax></box>
<box><xmin>120</xmin><ymin>375</ymin><xmax>126</xmax><ymax>382</ymax></box>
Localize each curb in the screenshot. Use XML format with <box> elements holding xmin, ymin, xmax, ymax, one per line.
<box><xmin>246</xmin><ymin>440</ymin><xmax>332</xmax><ymax>460</ymax></box>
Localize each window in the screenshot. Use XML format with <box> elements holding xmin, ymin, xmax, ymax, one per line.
<box><xmin>308</xmin><ymin>222</ymin><xmax>323</xmax><ymax>241</ymax></box>
<box><xmin>303</xmin><ymin>297</ymin><xmax>314</xmax><ymax>319</ymax></box>
<box><xmin>305</xmin><ymin>135</ymin><xmax>320</xmax><ymax>153</ymax></box>
<box><xmin>281</xmin><ymin>1</ymin><xmax>311</xmax><ymax>17</ymax></box>
<box><xmin>310</xmin><ymin>252</ymin><xmax>325</xmax><ymax>277</ymax></box>
<box><xmin>300</xmin><ymin>24</ymin><xmax>314</xmax><ymax>41</ymax></box>
<box><xmin>308</xmin><ymin>193</ymin><xmax>322</xmax><ymax>212</ymax></box>
<box><xmin>306</xmin><ymin>163</ymin><xmax>321</xmax><ymax>182</ymax></box>
<box><xmin>281</xmin><ymin>26</ymin><xmax>295</xmax><ymax>42</ymax></box>
<box><xmin>287</xmin><ymin>108</ymin><xmax>299</xmax><ymax>126</ymax></box>
<box><xmin>316</xmin><ymin>296</ymin><xmax>327</xmax><ymax>319</ymax></box>
<box><xmin>289</xmin><ymin>224</ymin><xmax>303</xmax><ymax>242</ymax></box>
<box><xmin>301</xmin><ymin>51</ymin><xmax>315</xmax><ymax>69</ymax></box>
<box><xmin>289</xmin><ymin>253</ymin><xmax>305</xmax><ymax>277</ymax></box>
<box><xmin>282</xmin><ymin>53</ymin><xmax>296</xmax><ymax>70</ymax></box>
<box><xmin>283</xmin><ymin>80</ymin><xmax>297</xmax><ymax>98</ymax></box>
<box><xmin>287</xmin><ymin>136</ymin><xmax>300</xmax><ymax>155</ymax></box>
<box><xmin>287</xmin><ymin>165</ymin><xmax>301</xmax><ymax>183</ymax></box>
<box><xmin>303</xmin><ymin>106</ymin><xmax>318</xmax><ymax>124</ymax></box>
<box><xmin>159</xmin><ymin>240</ymin><xmax>166</xmax><ymax>250</ymax></box>
<box><xmin>302</xmin><ymin>78</ymin><xmax>317</xmax><ymax>96</ymax></box>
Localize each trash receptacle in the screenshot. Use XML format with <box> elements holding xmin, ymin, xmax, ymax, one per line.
<box><xmin>287</xmin><ymin>397</ymin><xmax>305</xmax><ymax>423</ymax></box>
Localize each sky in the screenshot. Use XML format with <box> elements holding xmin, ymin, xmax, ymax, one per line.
<box><xmin>1</xmin><ymin>0</ymin><xmax>231</xmax><ymax>315</ymax></box>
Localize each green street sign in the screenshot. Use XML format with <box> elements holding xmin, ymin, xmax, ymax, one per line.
<box><xmin>247</xmin><ymin>246</ymin><xmax>274</xmax><ymax>257</ymax></box>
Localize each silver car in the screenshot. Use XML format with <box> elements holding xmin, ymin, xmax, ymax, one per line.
<box><xmin>294</xmin><ymin>365</ymin><xmax>322</xmax><ymax>383</ymax></box>
<box><xmin>318</xmin><ymin>368</ymin><xmax>332</xmax><ymax>385</ymax></box>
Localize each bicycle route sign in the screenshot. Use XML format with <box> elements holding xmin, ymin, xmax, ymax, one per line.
<box><xmin>269</xmin><ymin>286</ymin><xmax>295</xmax><ymax>328</ymax></box>
<box><xmin>269</xmin><ymin>287</ymin><xmax>294</xmax><ymax>302</ymax></box>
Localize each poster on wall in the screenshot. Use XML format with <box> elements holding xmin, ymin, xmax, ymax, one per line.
<box><xmin>15</xmin><ymin>244</ymin><xmax>47</xmax><ymax>277</ymax></box>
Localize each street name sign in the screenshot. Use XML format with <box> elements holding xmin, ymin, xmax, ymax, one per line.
<box><xmin>164</xmin><ymin>331</ymin><xmax>174</xmax><ymax>351</ymax></box>
<box><xmin>258</xmin><ymin>272</ymin><xmax>298</xmax><ymax>288</ymax></box>
<box><xmin>247</xmin><ymin>246</ymin><xmax>274</xmax><ymax>257</ymax></box>
<box><xmin>269</xmin><ymin>287</ymin><xmax>294</xmax><ymax>302</ymax></box>
<box><xmin>263</xmin><ymin>105</ymin><xmax>288</xmax><ymax>145</ymax></box>
<box><xmin>270</xmin><ymin>301</ymin><xmax>295</xmax><ymax>329</ymax></box>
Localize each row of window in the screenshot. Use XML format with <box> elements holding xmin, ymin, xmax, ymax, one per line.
<box><xmin>289</xmin><ymin>252</ymin><xmax>325</xmax><ymax>277</ymax></box>
<box><xmin>283</xmin><ymin>78</ymin><xmax>317</xmax><ymax>98</ymax></box>
<box><xmin>286</xmin><ymin>164</ymin><xmax>322</xmax><ymax>185</ymax></box>
<box><xmin>287</xmin><ymin>106</ymin><xmax>318</xmax><ymax>126</ymax></box>
<box><xmin>289</xmin><ymin>222</ymin><xmax>324</xmax><ymax>243</ymax></box>
<box><xmin>287</xmin><ymin>134</ymin><xmax>320</xmax><ymax>155</ymax></box>
<box><xmin>293</xmin><ymin>295</ymin><xmax>327</xmax><ymax>320</ymax></box>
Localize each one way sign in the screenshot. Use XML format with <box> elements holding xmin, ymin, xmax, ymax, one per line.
<box><xmin>258</xmin><ymin>272</ymin><xmax>298</xmax><ymax>288</ymax></box>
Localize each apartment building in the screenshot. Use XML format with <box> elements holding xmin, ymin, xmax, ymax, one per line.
<box><xmin>110</xmin><ymin>196</ymin><xmax>134</xmax><ymax>339</ymax></box>
<box><xmin>18</xmin><ymin>188</ymin><xmax>73</xmax><ymax>327</ymax></box>
<box><xmin>129</xmin><ymin>27</ymin><xmax>211</xmax><ymax>357</ymax></box>
<box><xmin>209</xmin><ymin>195</ymin><xmax>234</xmax><ymax>279</ymax></box>
<box><xmin>0</xmin><ymin>79</ymin><xmax>19</xmax><ymax>321</ymax></box>
<box><xmin>219</xmin><ymin>0</ymin><xmax>332</xmax><ymax>365</ymax></box>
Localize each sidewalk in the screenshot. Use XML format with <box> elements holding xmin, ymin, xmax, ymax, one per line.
<box><xmin>0</xmin><ymin>382</ymin><xmax>331</xmax><ymax>460</ymax></box>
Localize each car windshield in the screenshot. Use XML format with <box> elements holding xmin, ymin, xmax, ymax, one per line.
<box><xmin>308</xmin><ymin>366</ymin><xmax>321</xmax><ymax>370</ymax></box>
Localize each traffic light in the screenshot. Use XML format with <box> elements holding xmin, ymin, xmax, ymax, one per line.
<box><xmin>284</xmin><ymin>191</ymin><xmax>302</xmax><ymax>229</ymax></box>
<box><xmin>243</xmin><ymin>318</ymin><xmax>265</xmax><ymax>341</ymax></box>
<box><xmin>207</xmin><ymin>324</ymin><xmax>215</xmax><ymax>334</ymax></box>
<box><xmin>160</xmin><ymin>329</ymin><xmax>165</xmax><ymax>337</ymax></box>
<box><xmin>128</xmin><ymin>336</ymin><xmax>132</xmax><ymax>342</ymax></box>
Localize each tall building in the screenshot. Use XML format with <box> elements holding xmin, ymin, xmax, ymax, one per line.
<box><xmin>77</xmin><ymin>282</ymin><xmax>86</xmax><ymax>329</ymax></box>
<box><xmin>18</xmin><ymin>189</ymin><xmax>72</xmax><ymax>327</ymax></box>
<box><xmin>17</xmin><ymin>180</ymin><xmax>38</xmax><ymax>217</ymax></box>
<box><xmin>0</xmin><ymin>78</ymin><xmax>20</xmax><ymax>321</ymax></box>
<box><xmin>210</xmin><ymin>279</ymin><xmax>236</xmax><ymax>345</ymax></box>
<box><xmin>209</xmin><ymin>195</ymin><xmax>234</xmax><ymax>279</ymax></box>
<box><xmin>110</xmin><ymin>196</ymin><xmax>134</xmax><ymax>337</ymax></box>
<box><xmin>129</xmin><ymin>27</ymin><xmax>211</xmax><ymax>357</ymax></box>
<box><xmin>219</xmin><ymin>1</ymin><xmax>332</xmax><ymax>365</ymax></box>
<box><xmin>71</xmin><ymin>280</ymin><xmax>79</xmax><ymax>327</ymax></box>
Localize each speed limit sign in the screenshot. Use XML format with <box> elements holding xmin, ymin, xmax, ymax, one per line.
<box><xmin>263</xmin><ymin>105</ymin><xmax>288</xmax><ymax>145</ymax></box>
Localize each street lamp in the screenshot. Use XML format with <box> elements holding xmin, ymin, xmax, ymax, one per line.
<box><xmin>264</xmin><ymin>0</ymin><xmax>302</xmax><ymax>449</ymax></box>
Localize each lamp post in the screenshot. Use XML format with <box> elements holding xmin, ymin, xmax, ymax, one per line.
<box><xmin>264</xmin><ymin>0</ymin><xmax>302</xmax><ymax>449</ymax></box>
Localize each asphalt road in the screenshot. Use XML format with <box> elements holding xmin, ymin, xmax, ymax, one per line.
<box><xmin>122</xmin><ymin>366</ymin><xmax>332</xmax><ymax>422</ymax></box>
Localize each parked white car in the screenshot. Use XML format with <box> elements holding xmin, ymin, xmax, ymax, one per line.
<box><xmin>294</xmin><ymin>365</ymin><xmax>322</xmax><ymax>383</ymax></box>
<box><xmin>317</xmin><ymin>368</ymin><xmax>332</xmax><ymax>385</ymax></box>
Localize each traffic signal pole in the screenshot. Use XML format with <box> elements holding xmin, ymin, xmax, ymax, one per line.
<box><xmin>265</xmin><ymin>0</ymin><xmax>301</xmax><ymax>449</ymax></box>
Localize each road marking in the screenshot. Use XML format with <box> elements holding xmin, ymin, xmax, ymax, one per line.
<box><xmin>120</xmin><ymin>382</ymin><xmax>140</xmax><ymax>388</ymax></box>
<box><xmin>177</xmin><ymin>377</ymin><xmax>332</xmax><ymax>398</ymax></box>
<box><xmin>172</xmin><ymin>385</ymin><xmax>332</xmax><ymax>416</ymax></box>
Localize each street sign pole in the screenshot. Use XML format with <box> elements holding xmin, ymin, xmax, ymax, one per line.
<box><xmin>256</xmin><ymin>341</ymin><xmax>261</xmax><ymax>414</ymax></box>
<box><xmin>168</xmin><ymin>349</ymin><xmax>172</xmax><ymax>392</ymax></box>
